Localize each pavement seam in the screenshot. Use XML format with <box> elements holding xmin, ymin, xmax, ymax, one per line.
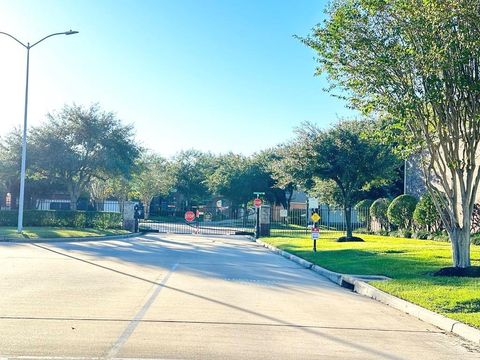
<box><xmin>252</xmin><ymin>236</ymin><xmax>480</xmax><ymax>346</ymax></box>
<box><xmin>106</xmin><ymin>263</ymin><xmax>178</xmax><ymax>358</ymax></box>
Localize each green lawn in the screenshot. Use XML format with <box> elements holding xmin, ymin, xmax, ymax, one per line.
<box><xmin>0</xmin><ymin>226</ymin><xmax>130</xmax><ymax>240</ymax></box>
<box><xmin>264</xmin><ymin>231</ymin><xmax>480</xmax><ymax>329</ymax></box>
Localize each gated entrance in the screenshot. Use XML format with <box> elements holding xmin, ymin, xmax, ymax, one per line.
<box><xmin>139</xmin><ymin>206</ymin><xmax>256</xmax><ymax>235</ymax></box>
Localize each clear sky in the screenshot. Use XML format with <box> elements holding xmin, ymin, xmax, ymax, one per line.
<box><xmin>0</xmin><ymin>0</ymin><xmax>354</xmax><ymax>157</ymax></box>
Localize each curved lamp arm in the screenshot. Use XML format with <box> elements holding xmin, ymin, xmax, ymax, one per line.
<box><xmin>0</xmin><ymin>30</ymin><xmax>79</xmax><ymax>49</ymax></box>
<box><xmin>0</xmin><ymin>31</ymin><xmax>27</xmax><ymax>48</ymax></box>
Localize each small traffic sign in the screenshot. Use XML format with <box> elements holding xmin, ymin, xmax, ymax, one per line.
<box><xmin>311</xmin><ymin>212</ymin><xmax>320</xmax><ymax>223</ymax></box>
<box><xmin>254</xmin><ymin>198</ymin><xmax>263</xmax><ymax>208</ymax></box>
<box><xmin>184</xmin><ymin>211</ymin><xmax>195</xmax><ymax>222</ymax></box>
<box><xmin>311</xmin><ymin>227</ymin><xmax>319</xmax><ymax>240</ymax></box>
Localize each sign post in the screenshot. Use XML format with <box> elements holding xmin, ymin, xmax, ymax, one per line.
<box><xmin>310</xmin><ymin>212</ymin><xmax>321</xmax><ymax>252</ymax></box>
<box><xmin>253</xmin><ymin>192</ymin><xmax>265</xmax><ymax>239</ymax></box>
<box><xmin>311</xmin><ymin>227</ymin><xmax>319</xmax><ymax>252</ymax></box>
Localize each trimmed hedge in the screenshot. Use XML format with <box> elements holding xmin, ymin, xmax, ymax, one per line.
<box><xmin>0</xmin><ymin>210</ymin><xmax>122</xmax><ymax>230</ymax></box>
<box><xmin>413</xmin><ymin>193</ymin><xmax>441</xmax><ymax>232</ymax></box>
<box><xmin>370</xmin><ymin>198</ymin><xmax>390</xmax><ymax>230</ymax></box>
<box><xmin>387</xmin><ymin>195</ymin><xmax>418</xmax><ymax>230</ymax></box>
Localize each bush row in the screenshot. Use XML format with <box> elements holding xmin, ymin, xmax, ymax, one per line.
<box><xmin>356</xmin><ymin>193</ymin><xmax>442</xmax><ymax>238</ymax></box>
<box><xmin>0</xmin><ymin>210</ymin><xmax>122</xmax><ymax>230</ymax></box>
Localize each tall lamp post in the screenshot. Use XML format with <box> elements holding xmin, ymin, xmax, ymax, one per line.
<box><xmin>0</xmin><ymin>30</ymin><xmax>79</xmax><ymax>232</ymax></box>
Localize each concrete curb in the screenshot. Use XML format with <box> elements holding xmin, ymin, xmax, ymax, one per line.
<box><xmin>0</xmin><ymin>232</ymin><xmax>142</xmax><ymax>244</ymax></box>
<box><xmin>254</xmin><ymin>237</ymin><xmax>480</xmax><ymax>345</ymax></box>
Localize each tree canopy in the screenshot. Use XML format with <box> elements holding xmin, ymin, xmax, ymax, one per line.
<box><xmin>300</xmin><ymin>0</ymin><xmax>480</xmax><ymax>267</ymax></box>
<box><xmin>29</xmin><ymin>104</ymin><xmax>140</xmax><ymax>209</ymax></box>
<box><xmin>279</xmin><ymin>120</ymin><xmax>398</xmax><ymax>239</ymax></box>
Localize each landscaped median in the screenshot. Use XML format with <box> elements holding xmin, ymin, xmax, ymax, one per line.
<box><xmin>0</xmin><ymin>226</ymin><xmax>131</xmax><ymax>241</ymax></box>
<box><xmin>263</xmin><ymin>231</ymin><xmax>480</xmax><ymax>330</ymax></box>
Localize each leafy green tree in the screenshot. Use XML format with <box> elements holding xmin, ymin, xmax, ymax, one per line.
<box><xmin>309</xmin><ymin>179</ymin><xmax>343</xmax><ymax>207</ymax></box>
<box><xmin>355</xmin><ymin>199</ymin><xmax>374</xmax><ymax>228</ymax></box>
<box><xmin>300</xmin><ymin>0</ymin><xmax>480</xmax><ymax>266</ymax></box>
<box><xmin>207</xmin><ymin>153</ymin><xmax>252</xmax><ymax>206</ymax></box>
<box><xmin>171</xmin><ymin>150</ymin><xmax>215</xmax><ymax>207</ymax></box>
<box><xmin>370</xmin><ymin>198</ymin><xmax>390</xmax><ymax>231</ymax></box>
<box><xmin>387</xmin><ymin>195</ymin><xmax>418</xmax><ymax>231</ymax></box>
<box><xmin>207</xmin><ymin>151</ymin><xmax>287</xmax><ymax>208</ymax></box>
<box><xmin>0</xmin><ymin>129</ymin><xmax>22</xmax><ymax>205</ymax></box>
<box><xmin>284</xmin><ymin>120</ymin><xmax>397</xmax><ymax>240</ymax></box>
<box><xmin>29</xmin><ymin>104</ymin><xmax>140</xmax><ymax>210</ymax></box>
<box><xmin>131</xmin><ymin>153</ymin><xmax>175</xmax><ymax>218</ymax></box>
<box><xmin>414</xmin><ymin>193</ymin><xmax>441</xmax><ymax>232</ymax></box>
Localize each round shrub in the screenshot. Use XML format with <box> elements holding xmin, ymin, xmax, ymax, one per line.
<box><xmin>413</xmin><ymin>193</ymin><xmax>440</xmax><ymax>232</ymax></box>
<box><xmin>370</xmin><ymin>198</ymin><xmax>390</xmax><ymax>230</ymax></box>
<box><xmin>354</xmin><ymin>199</ymin><xmax>373</xmax><ymax>223</ymax></box>
<box><xmin>387</xmin><ymin>195</ymin><xmax>418</xmax><ymax>230</ymax></box>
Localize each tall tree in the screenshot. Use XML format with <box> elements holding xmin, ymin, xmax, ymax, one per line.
<box><xmin>29</xmin><ymin>104</ymin><xmax>140</xmax><ymax>210</ymax></box>
<box><xmin>131</xmin><ymin>153</ymin><xmax>175</xmax><ymax>218</ymax></box>
<box><xmin>284</xmin><ymin>120</ymin><xmax>398</xmax><ymax>240</ymax></box>
<box><xmin>207</xmin><ymin>151</ymin><xmax>287</xmax><ymax>208</ymax></box>
<box><xmin>171</xmin><ymin>150</ymin><xmax>215</xmax><ymax>207</ymax></box>
<box><xmin>0</xmin><ymin>129</ymin><xmax>22</xmax><ymax>206</ymax></box>
<box><xmin>301</xmin><ymin>0</ymin><xmax>480</xmax><ymax>267</ymax></box>
<box><xmin>207</xmin><ymin>153</ymin><xmax>252</xmax><ymax>206</ymax></box>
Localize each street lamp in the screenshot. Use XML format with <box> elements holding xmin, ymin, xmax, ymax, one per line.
<box><xmin>0</xmin><ymin>30</ymin><xmax>79</xmax><ymax>232</ymax></box>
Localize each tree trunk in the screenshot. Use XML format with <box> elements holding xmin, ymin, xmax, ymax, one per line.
<box><xmin>68</xmin><ymin>185</ymin><xmax>79</xmax><ymax>211</ymax></box>
<box><xmin>344</xmin><ymin>204</ymin><xmax>353</xmax><ymax>238</ymax></box>
<box><xmin>448</xmin><ymin>226</ymin><xmax>471</xmax><ymax>268</ymax></box>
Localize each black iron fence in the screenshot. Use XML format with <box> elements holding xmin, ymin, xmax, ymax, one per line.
<box><xmin>141</xmin><ymin>206</ymin><xmax>256</xmax><ymax>235</ymax></box>
<box><xmin>268</xmin><ymin>205</ymin><xmax>376</xmax><ymax>237</ymax></box>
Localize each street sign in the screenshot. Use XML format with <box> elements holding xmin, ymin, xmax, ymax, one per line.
<box><xmin>311</xmin><ymin>212</ymin><xmax>320</xmax><ymax>223</ymax></box>
<box><xmin>184</xmin><ymin>211</ymin><xmax>195</xmax><ymax>222</ymax></box>
<box><xmin>254</xmin><ymin>198</ymin><xmax>263</xmax><ymax>208</ymax></box>
<box><xmin>279</xmin><ymin>209</ymin><xmax>288</xmax><ymax>217</ymax></box>
<box><xmin>216</xmin><ymin>200</ymin><xmax>222</xmax><ymax>208</ymax></box>
<box><xmin>311</xmin><ymin>227</ymin><xmax>319</xmax><ymax>239</ymax></box>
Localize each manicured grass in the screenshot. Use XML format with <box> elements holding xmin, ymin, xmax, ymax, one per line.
<box><xmin>264</xmin><ymin>231</ymin><xmax>480</xmax><ymax>329</ymax></box>
<box><xmin>0</xmin><ymin>226</ymin><xmax>130</xmax><ymax>240</ymax></box>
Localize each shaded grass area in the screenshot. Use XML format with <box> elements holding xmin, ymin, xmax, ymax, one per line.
<box><xmin>265</xmin><ymin>231</ymin><xmax>480</xmax><ymax>329</ymax></box>
<box><xmin>0</xmin><ymin>226</ymin><xmax>130</xmax><ymax>240</ymax></box>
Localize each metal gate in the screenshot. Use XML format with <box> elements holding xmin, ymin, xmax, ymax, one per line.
<box><xmin>139</xmin><ymin>206</ymin><xmax>256</xmax><ymax>235</ymax></box>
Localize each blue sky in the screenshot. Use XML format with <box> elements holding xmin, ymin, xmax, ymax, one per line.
<box><xmin>0</xmin><ymin>0</ymin><xmax>354</xmax><ymax>156</ymax></box>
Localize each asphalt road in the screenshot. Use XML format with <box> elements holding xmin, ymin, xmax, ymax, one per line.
<box><xmin>0</xmin><ymin>234</ymin><xmax>479</xmax><ymax>359</ymax></box>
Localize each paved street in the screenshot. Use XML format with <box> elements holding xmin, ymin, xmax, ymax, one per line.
<box><xmin>0</xmin><ymin>234</ymin><xmax>479</xmax><ymax>359</ymax></box>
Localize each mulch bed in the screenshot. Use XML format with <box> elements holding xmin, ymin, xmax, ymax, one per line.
<box><xmin>336</xmin><ymin>236</ymin><xmax>364</xmax><ymax>242</ymax></box>
<box><xmin>433</xmin><ymin>266</ymin><xmax>480</xmax><ymax>277</ymax></box>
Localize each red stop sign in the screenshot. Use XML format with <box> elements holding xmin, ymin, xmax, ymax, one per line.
<box><xmin>254</xmin><ymin>198</ymin><xmax>262</xmax><ymax>208</ymax></box>
<box><xmin>184</xmin><ymin>211</ymin><xmax>195</xmax><ymax>222</ymax></box>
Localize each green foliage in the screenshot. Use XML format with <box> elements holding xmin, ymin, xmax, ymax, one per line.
<box><xmin>0</xmin><ymin>210</ymin><xmax>121</xmax><ymax>229</ymax></box>
<box><xmin>131</xmin><ymin>153</ymin><xmax>175</xmax><ymax>218</ymax></box>
<box><xmin>370</xmin><ymin>198</ymin><xmax>390</xmax><ymax>230</ymax></box>
<box><xmin>29</xmin><ymin>104</ymin><xmax>140</xmax><ymax>209</ymax></box>
<box><xmin>471</xmin><ymin>234</ymin><xmax>480</xmax><ymax>246</ymax></box>
<box><xmin>207</xmin><ymin>150</ymin><xmax>286</xmax><ymax>207</ymax></box>
<box><xmin>171</xmin><ymin>150</ymin><xmax>215</xmax><ymax>206</ymax></box>
<box><xmin>355</xmin><ymin>199</ymin><xmax>373</xmax><ymax>224</ymax></box>
<box><xmin>387</xmin><ymin>195</ymin><xmax>418</xmax><ymax>230</ymax></box>
<box><xmin>0</xmin><ymin>129</ymin><xmax>21</xmax><ymax>197</ymax></box>
<box><xmin>309</xmin><ymin>179</ymin><xmax>343</xmax><ymax>206</ymax></box>
<box><xmin>300</xmin><ymin>0</ymin><xmax>480</xmax><ymax>266</ymax></box>
<box><xmin>355</xmin><ymin>199</ymin><xmax>373</xmax><ymax>210</ymax></box>
<box><xmin>280</xmin><ymin>120</ymin><xmax>398</xmax><ymax>237</ymax></box>
<box><xmin>414</xmin><ymin>193</ymin><xmax>441</xmax><ymax>231</ymax></box>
